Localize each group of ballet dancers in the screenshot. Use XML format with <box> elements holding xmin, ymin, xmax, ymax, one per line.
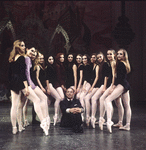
<box><xmin>8</xmin><ymin>39</ymin><xmax>131</xmax><ymax>135</ymax></box>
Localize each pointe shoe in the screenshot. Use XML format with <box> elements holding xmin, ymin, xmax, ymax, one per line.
<box><xmin>113</xmin><ymin>122</ymin><xmax>123</xmax><ymax>128</ymax></box>
<box><xmin>53</xmin><ymin>115</ymin><xmax>58</xmax><ymax>126</ymax></box>
<box><xmin>12</xmin><ymin>127</ymin><xmax>17</xmax><ymax>134</ymax></box>
<box><xmin>81</xmin><ymin>114</ymin><xmax>84</xmax><ymax>122</ymax></box>
<box><xmin>91</xmin><ymin>117</ymin><xmax>96</xmax><ymax>128</ymax></box>
<box><xmin>99</xmin><ymin>118</ymin><xmax>105</xmax><ymax>130</ymax></box>
<box><xmin>40</xmin><ymin>119</ymin><xmax>48</xmax><ymax>135</ymax></box>
<box><xmin>107</xmin><ymin>121</ymin><xmax>114</xmax><ymax>133</ymax></box>
<box><xmin>46</xmin><ymin>116</ymin><xmax>50</xmax><ymax>129</ymax></box>
<box><xmin>24</xmin><ymin>120</ymin><xmax>30</xmax><ymax>127</ymax></box>
<box><xmin>19</xmin><ymin>125</ymin><xmax>25</xmax><ymax>132</ymax></box>
<box><xmin>86</xmin><ymin>116</ymin><xmax>91</xmax><ymax>127</ymax></box>
<box><xmin>119</xmin><ymin>124</ymin><xmax>130</xmax><ymax>131</ymax></box>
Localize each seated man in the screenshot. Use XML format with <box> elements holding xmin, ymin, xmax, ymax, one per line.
<box><xmin>60</xmin><ymin>87</ymin><xmax>84</xmax><ymax>133</ymax></box>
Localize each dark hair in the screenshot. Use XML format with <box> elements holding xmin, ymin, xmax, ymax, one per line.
<box><xmin>65</xmin><ymin>53</ymin><xmax>76</xmax><ymax>68</ymax></box>
<box><xmin>46</xmin><ymin>55</ymin><xmax>55</xmax><ymax>65</ymax></box>
<box><xmin>46</xmin><ymin>55</ymin><xmax>56</xmax><ymax>70</ymax></box>
<box><xmin>97</xmin><ymin>51</ymin><xmax>106</xmax><ymax>64</ymax></box>
<box><xmin>55</xmin><ymin>53</ymin><xmax>64</xmax><ymax>65</ymax></box>
<box><xmin>90</xmin><ymin>53</ymin><xmax>97</xmax><ymax>64</ymax></box>
<box><xmin>83</xmin><ymin>54</ymin><xmax>90</xmax><ymax>64</ymax></box>
<box><xmin>97</xmin><ymin>52</ymin><xmax>106</xmax><ymax>79</ymax></box>
<box><xmin>76</xmin><ymin>54</ymin><xmax>82</xmax><ymax>57</ymax></box>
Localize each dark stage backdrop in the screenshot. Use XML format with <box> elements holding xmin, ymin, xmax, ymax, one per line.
<box><xmin>0</xmin><ymin>1</ymin><xmax>146</xmax><ymax>102</ymax></box>
<box><xmin>0</xmin><ymin>1</ymin><xmax>112</xmax><ymax>86</ymax></box>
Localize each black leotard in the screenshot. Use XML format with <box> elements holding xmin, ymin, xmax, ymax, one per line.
<box><xmin>114</xmin><ymin>62</ymin><xmax>130</xmax><ymax>92</ymax></box>
<box><xmin>65</xmin><ymin>63</ymin><xmax>75</xmax><ymax>88</ymax></box>
<box><xmin>83</xmin><ymin>64</ymin><xmax>92</xmax><ymax>84</ymax></box>
<box><xmin>46</xmin><ymin>64</ymin><xmax>57</xmax><ymax>88</ymax></box>
<box><xmin>8</xmin><ymin>56</ymin><xmax>27</xmax><ymax>93</ymax></box>
<box><xmin>38</xmin><ymin>67</ymin><xmax>46</xmax><ymax>88</ymax></box>
<box><xmin>96</xmin><ymin>62</ymin><xmax>111</xmax><ymax>88</ymax></box>
<box><xmin>77</xmin><ymin>64</ymin><xmax>84</xmax><ymax>86</ymax></box>
<box><xmin>90</xmin><ymin>64</ymin><xmax>99</xmax><ymax>88</ymax></box>
<box><xmin>30</xmin><ymin>60</ymin><xmax>38</xmax><ymax>86</ymax></box>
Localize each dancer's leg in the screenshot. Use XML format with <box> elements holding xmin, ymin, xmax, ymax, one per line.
<box><xmin>49</xmin><ymin>83</ymin><xmax>61</xmax><ymax>125</ymax></box>
<box><xmin>91</xmin><ymin>85</ymin><xmax>104</xmax><ymax>117</ymax></box>
<box><xmin>119</xmin><ymin>91</ymin><xmax>131</xmax><ymax>130</ymax></box>
<box><xmin>76</xmin><ymin>86</ymin><xmax>82</xmax><ymax>100</ymax></box>
<box><xmin>79</xmin><ymin>83</ymin><xmax>91</xmax><ymax>122</ymax></box>
<box><xmin>85</xmin><ymin>88</ymin><xmax>97</xmax><ymax>118</ymax></box>
<box><xmin>56</xmin><ymin>87</ymin><xmax>65</xmax><ymax>100</ymax></box>
<box><xmin>22</xmin><ymin>87</ymin><xmax>49</xmax><ymax>135</ymax></box>
<box><xmin>99</xmin><ymin>86</ymin><xmax>111</xmax><ymax>118</ymax></box>
<box><xmin>113</xmin><ymin>97</ymin><xmax>124</xmax><ymax>127</ymax></box>
<box><xmin>105</xmin><ymin>84</ymin><xmax>124</xmax><ymax>133</ymax></box>
<box><xmin>10</xmin><ymin>90</ymin><xmax>21</xmax><ymax>134</ymax></box>
<box><xmin>22</xmin><ymin>87</ymin><xmax>44</xmax><ymax>122</ymax></box>
<box><xmin>50</xmin><ymin>84</ymin><xmax>61</xmax><ymax>115</ymax></box>
<box><xmin>23</xmin><ymin>98</ymin><xmax>30</xmax><ymax>126</ymax></box>
<box><xmin>83</xmin><ymin>87</ymin><xmax>98</xmax><ymax>127</ymax></box>
<box><xmin>34</xmin><ymin>86</ymin><xmax>49</xmax><ymax>118</ymax></box>
<box><xmin>90</xmin><ymin>85</ymin><xmax>104</xmax><ymax>128</ymax></box>
<box><xmin>17</xmin><ymin>93</ymin><xmax>27</xmax><ymax>131</ymax></box>
<box><xmin>79</xmin><ymin>83</ymin><xmax>91</xmax><ymax>110</ymax></box>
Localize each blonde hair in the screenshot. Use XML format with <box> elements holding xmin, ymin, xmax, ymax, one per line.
<box><xmin>117</xmin><ymin>49</ymin><xmax>131</xmax><ymax>74</ymax></box>
<box><xmin>9</xmin><ymin>40</ymin><xmax>25</xmax><ymax>62</ymax></box>
<box><xmin>33</xmin><ymin>51</ymin><xmax>40</xmax><ymax>71</ymax></box>
<box><xmin>34</xmin><ymin>52</ymin><xmax>45</xmax><ymax>70</ymax></box>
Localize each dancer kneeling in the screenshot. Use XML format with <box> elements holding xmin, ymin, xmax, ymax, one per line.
<box><xmin>60</xmin><ymin>88</ymin><xmax>84</xmax><ymax>133</ymax></box>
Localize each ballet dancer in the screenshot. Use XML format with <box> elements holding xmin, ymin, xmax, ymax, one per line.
<box><xmin>79</xmin><ymin>54</ymin><xmax>92</xmax><ymax>122</ymax></box>
<box><xmin>8</xmin><ymin>40</ymin><xmax>49</xmax><ymax>135</ymax></box>
<box><xmin>105</xmin><ymin>49</ymin><xmax>132</xmax><ymax>133</ymax></box>
<box><xmin>34</xmin><ymin>53</ymin><xmax>47</xmax><ymax>93</ymax></box>
<box><xmin>75</xmin><ymin>54</ymin><xmax>84</xmax><ymax>99</ymax></box>
<box><xmin>21</xmin><ymin>49</ymin><xmax>40</xmax><ymax>126</ymax></box>
<box><xmin>98</xmin><ymin>49</ymin><xmax>124</xmax><ymax>130</ymax></box>
<box><xmin>46</xmin><ymin>55</ymin><xmax>62</xmax><ymax>126</ymax></box>
<box><xmin>25</xmin><ymin>46</ymin><xmax>50</xmax><ymax>133</ymax></box>
<box><xmin>54</xmin><ymin>53</ymin><xmax>66</xmax><ymax>99</ymax></box>
<box><xmin>65</xmin><ymin>53</ymin><xmax>77</xmax><ymax>92</ymax></box>
<box><xmin>84</xmin><ymin>53</ymin><xmax>101</xmax><ymax>127</ymax></box>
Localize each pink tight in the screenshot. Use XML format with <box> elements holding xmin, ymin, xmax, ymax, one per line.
<box><xmin>11</xmin><ymin>86</ymin><xmax>45</xmax><ymax>128</ymax></box>
<box><xmin>91</xmin><ymin>85</ymin><xmax>104</xmax><ymax>118</ymax></box>
<box><xmin>99</xmin><ymin>85</ymin><xmax>124</xmax><ymax>123</ymax></box>
<box><xmin>105</xmin><ymin>84</ymin><xmax>131</xmax><ymax>125</ymax></box>
<box><xmin>34</xmin><ymin>86</ymin><xmax>49</xmax><ymax>118</ymax></box>
<box><xmin>56</xmin><ymin>87</ymin><xmax>65</xmax><ymax>100</ymax></box>
<box><xmin>49</xmin><ymin>83</ymin><xmax>62</xmax><ymax>116</ymax></box>
<box><xmin>84</xmin><ymin>87</ymin><xmax>98</xmax><ymax>118</ymax></box>
<box><xmin>78</xmin><ymin>82</ymin><xmax>91</xmax><ymax>110</ymax></box>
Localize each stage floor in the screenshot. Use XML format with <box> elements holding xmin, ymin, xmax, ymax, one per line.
<box><xmin>0</xmin><ymin>101</ymin><xmax>146</xmax><ymax>150</ymax></box>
